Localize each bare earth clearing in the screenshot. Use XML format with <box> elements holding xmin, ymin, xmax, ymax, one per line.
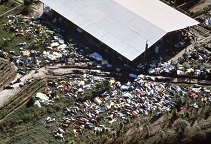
<box><xmin>190</xmin><ymin>0</ymin><xmax>211</xmax><ymax>13</ymax></box>
<box><xmin>0</xmin><ymin>66</ymin><xmax>46</xmax><ymax>108</ymax></box>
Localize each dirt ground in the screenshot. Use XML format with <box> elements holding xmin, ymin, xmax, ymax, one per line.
<box><xmin>0</xmin><ymin>65</ymin><xmax>46</xmax><ymax>108</ymax></box>
<box><xmin>189</xmin><ymin>0</ymin><xmax>211</xmax><ymax>13</ymax></box>
<box><xmin>168</xmin><ymin>35</ymin><xmax>211</xmax><ymax>62</ymax></box>
<box><xmin>31</xmin><ymin>1</ymin><xmax>44</xmax><ymax>17</ymax></box>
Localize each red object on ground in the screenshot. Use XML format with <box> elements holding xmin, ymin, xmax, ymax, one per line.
<box><xmin>189</xmin><ymin>90</ymin><xmax>198</xmax><ymax>98</ymax></box>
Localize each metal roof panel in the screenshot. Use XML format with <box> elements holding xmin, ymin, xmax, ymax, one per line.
<box><xmin>40</xmin><ymin>0</ymin><xmax>198</xmax><ymax>61</ymax></box>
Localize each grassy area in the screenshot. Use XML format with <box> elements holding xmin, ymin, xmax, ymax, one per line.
<box><xmin>0</xmin><ymin>1</ymin><xmax>35</xmax><ymax>55</ymax></box>
<box><xmin>0</xmin><ymin>6</ymin><xmax>29</xmax><ymax>57</ymax></box>
<box><xmin>0</xmin><ymin>94</ymin><xmax>210</xmax><ymax>144</ymax></box>
<box><xmin>0</xmin><ymin>79</ymin><xmax>210</xmax><ymax>144</ymax></box>
<box><xmin>0</xmin><ymin>17</ymin><xmax>29</xmax><ymax>54</ymax></box>
<box><xmin>0</xmin><ymin>0</ymin><xmax>19</xmax><ymax>15</ymax></box>
<box><xmin>0</xmin><ymin>79</ymin><xmax>120</xmax><ymax>143</ymax></box>
<box><xmin>0</xmin><ymin>1</ymin><xmax>211</xmax><ymax>144</ymax></box>
<box><xmin>0</xmin><ymin>104</ymin><xmax>57</xmax><ymax>143</ymax></box>
<box><xmin>0</xmin><ymin>13</ymin><xmax>54</xmax><ymax>59</ymax></box>
<box><xmin>0</xmin><ymin>96</ymin><xmax>101</xmax><ymax>143</ymax></box>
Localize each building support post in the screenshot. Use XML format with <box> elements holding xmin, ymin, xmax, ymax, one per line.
<box><xmin>43</xmin><ymin>2</ymin><xmax>45</xmax><ymax>13</ymax></box>
<box><xmin>143</xmin><ymin>41</ymin><xmax>148</xmax><ymax>62</ymax></box>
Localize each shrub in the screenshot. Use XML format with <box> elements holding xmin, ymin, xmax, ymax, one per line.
<box><xmin>20</xmin><ymin>6</ymin><xmax>32</xmax><ymax>15</ymax></box>
<box><xmin>82</xmin><ymin>80</ymin><xmax>111</xmax><ymax>101</ymax></box>
<box><xmin>23</xmin><ymin>0</ymin><xmax>32</xmax><ymax>5</ymax></box>
<box><xmin>94</xmin><ymin>80</ymin><xmax>111</xmax><ymax>95</ymax></box>
<box><xmin>179</xmin><ymin>119</ymin><xmax>190</xmax><ymax>132</ymax></box>
<box><xmin>26</xmin><ymin>97</ymin><xmax>35</xmax><ymax>107</ymax></box>
<box><xmin>46</xmin><ymin>107</ymin><xmax>55</xmax><ymax>114</ymax></box>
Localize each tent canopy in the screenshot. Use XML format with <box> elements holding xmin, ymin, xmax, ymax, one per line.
<box><xmin>40</xmin><ymin>0</ymin><xmax>198</xmax><ymax>61</ymax></box>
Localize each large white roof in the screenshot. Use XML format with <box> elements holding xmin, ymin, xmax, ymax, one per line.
<box><xmin>40</xmin><ymin>0</ymin><xmax>198</xmax><ymax>61</ymax></box>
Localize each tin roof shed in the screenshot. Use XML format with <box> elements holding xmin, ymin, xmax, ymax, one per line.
<box><xmin>40</xmin><ymin>0</ymin><xmax>198</xmax><ymax>61</ymax></box>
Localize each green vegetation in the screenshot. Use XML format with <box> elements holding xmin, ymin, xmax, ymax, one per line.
<box><xmin>0</xmin><ymin>18</ymin><xmax>29</xmax><ymax>54</ymax></box>
<box><xmin>0</xmin><ymin>0</ymin><xmax>18</xmax><ymax>15</ymax></box>
<box><xmin>114</xmin><ymin>103</ymin><xmax>211</xmax><ymax>144</ymax></box>
<box><xmin>0</xmin><ymin>1</ymin><xmax>37</xmax><ymax>55</ymax></box>
<box><xmin>83</xmin><ymin>80</ymin><xmax>111</xmax><ymax>100</ymax></box>
<box><xmin>0</xmin><ymin>105</ymin><xmax>57</xmax><ymax>143</ymax></box>
<box><xmin>0</xmin><ymin>1</ymin><xmax>211</xmax><ymax>144</ymax></box>
<box><xmin>0</xmin><ymin>17</ymin><xmax>25</xmax><ymax>56</ymax></box>
<box><xmin>0</xmin><ymin>92</ymin><xmax>110</xmax><ymax>144</ymax></box>
<box><xmin>23</xmin><ymin>0</ymin><xmax>33</xmax><ymax>6</ymax></box>
<box><xmin>0</xmin><ymin>81</ymin><xmax>210</xmax><ymax>144</ymax></box>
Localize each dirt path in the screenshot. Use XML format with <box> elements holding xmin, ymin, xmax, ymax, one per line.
<box><xmin>0</xmin><ymin>35</ymin><xmax>210</xmax><ymax>109</ymax></box>
<box><xmin>2</xmin><ymin>59</ymin><xmax>211</xmax><ymax>109</ymax></box>
<box><xmin>0</xmin><ymin>80</ymin><xmax>45</xmax><ymax>122</ymax></box>
<box><xmin>0</xmin><ymin>64</ymin><xmax>78</xmax><ymax>108</ymax></box>
<box><xmin>0</xmin><ymin>66</ymin><xmax>46</xmax><ymax>108</ymax></box>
